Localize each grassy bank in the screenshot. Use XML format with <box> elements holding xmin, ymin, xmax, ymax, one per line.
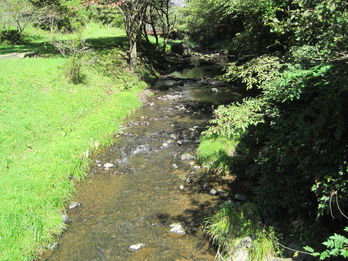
<box><xmin>0</xmin><ymin>25</ymin><xmax>146</xmax><ymax>260</ymax></box>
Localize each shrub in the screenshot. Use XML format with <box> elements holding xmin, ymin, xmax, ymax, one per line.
<box><xmin>52</xmin><ymin>38</ymin><xmax>91</xmax><ymax>84</ymax></box>
<box><xmin>0</xmin><ymin>30</ymin><xmax>22</xmax><ymax>44</ymax></box>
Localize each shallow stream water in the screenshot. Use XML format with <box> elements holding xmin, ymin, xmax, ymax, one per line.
<box><xmin>42</xmin><ymin>57</ymin><xmax>242</xmax><ymax>261</ymax></box>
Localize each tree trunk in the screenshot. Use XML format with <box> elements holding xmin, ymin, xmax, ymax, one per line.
<box><xmin>129</xmin><ymin>39</ymin><xmax>137</xmax><ymax>70</ymax></box>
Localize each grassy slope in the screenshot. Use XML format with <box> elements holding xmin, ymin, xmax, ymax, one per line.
<box><xmin>0</xmin><ymin>25</ymin><xmax>146</xmax><ymax>260</ymax></box>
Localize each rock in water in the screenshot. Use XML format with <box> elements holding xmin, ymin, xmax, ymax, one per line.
<box><xmin>129</xmin><ymin>243</ymin><xmax>146</xmax><ymax>252</ymax></box>
<box><xmin>209</xmin><ymin>188</ymin><xmax>218</xmax><ymax>196</ymax></box>
<box><xmin>180</xmin><ymin>153</ymin><xmax>195</xmax><ymax>161</ymax></box>
<box><xmin>62</xmin><ymin>214</ymin><xmax>71</xmax><ymax>224</ymax></box>
<box><xmin>103</xmin><ymin>163</ymin><xmax>114</xmax><ymax>169</ymax></box>
<box><xmin>211</xmin><ymin>88</ymin><xmax>219</xmax><ymax>94</ymax></box>
<box><xmin>169</xmin><ymin>223</ymin><xmax>186</xmax><ymax>235</ymax></box>
<box><xmin>69</xmin><ymin>202</ymin><xmax>81</xmax><ymax>210</ymax></box>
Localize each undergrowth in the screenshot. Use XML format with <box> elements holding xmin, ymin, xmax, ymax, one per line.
<box><xmin>204</xmin><ymin>202</ymin><xmax>279</xmax><ymax>261</ymax></box>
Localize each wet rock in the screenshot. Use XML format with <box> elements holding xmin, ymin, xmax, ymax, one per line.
<box><xmin>169</xmin><ymin>223</ymin><xmax>186</xmax><ymax>235</ymax></box>
<box><xmin>49</xmin><ymin>242</ymin><xmax>59</xmax><ymax>251</ymax></box>
<box><xmin>211</xmin><ymin>88</ymin><xmax>219</xmax><ymax>94</ymax></box>
<box><xmin>104</xmin><ymin>163</ymin><xmax>114</xmax><ymax>169</ymax></box>
<box><xmin>180</xmin><ymin>153</ymin><xmax>195</xmax><ymax>161</ymax></box>
<box><xmin>209</xmin><ymin>188</ymin><xmax>218</xmax><ymax>196</ymax></box>
<box><xmin>62</xmin><ymin>214</ymin><xmax>71</xmax><ymax>224</ymax></box>
<box><xmin>69</xmin><ymin>202</ymin><xmax>81</xmax><ymax>210</ymax></box>
<box><xmin>129</xmin><ymin>243</ymin><xmax>146</xmax><ymax>252</ymax></box>
<box><xmin>235</xmin><ymin>194</ymin><xmax>247</xmax><ymax>201</ymax></box>
<box><xmin>228</xmin><ymin>237</ymin><xmax>252</xmax><ymax>261</ymax></box>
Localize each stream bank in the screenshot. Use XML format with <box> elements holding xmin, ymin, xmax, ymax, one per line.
<box><xmin>41</xmin><ymin>54</ymin><xmax>243</xmax><ymax>261</ymax></box>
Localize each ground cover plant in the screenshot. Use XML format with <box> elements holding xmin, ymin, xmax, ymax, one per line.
<box><xmin>0</xmin><ymin>24</ymin><xmax>146</xmax><ymax>260</ymax></box>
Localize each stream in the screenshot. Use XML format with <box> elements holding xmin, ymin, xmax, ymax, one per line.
<box><xmin>41</xmin><ymin>55</ymin><xmax>243</xmax><ymax>261</ymax></box>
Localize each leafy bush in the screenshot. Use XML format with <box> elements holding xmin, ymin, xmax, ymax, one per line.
<box><xmin>52</xmin><ymin>38</ymin><xmax>91</xmax><ymax>84</ymax></box>
<box><xmin>0</xmin><ymin>30</ymin><xmax>22</xmax><ymax>44</ymax></box>
<box><xmin>305</xmin><ymin>227</ymin><xmax>348</xmax><ymax>259</ymax></box>
<box><xmin>204</xmin><ymin>98</ymin><xmax>265</xmax><ymax>140</ymax></box>
<box><xmin>224</xmin><ymin>55</ymin><xmax>280</xmax><ymax>90</ymax></box>
<box><xmin>64</xmin><ymin>56</ymin><xmax>85</xmax><ymax>84</ymax></box>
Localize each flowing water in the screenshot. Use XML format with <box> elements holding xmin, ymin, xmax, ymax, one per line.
<box><xmin>41</xmin><ymin>57</ymin><xmax>242</xmax><ymax>261</ymax></box>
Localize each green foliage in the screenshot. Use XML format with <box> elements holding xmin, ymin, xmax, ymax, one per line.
<box><xmin>224</xmin><ymin>55</ymin><xmax>280</xmax><ymax>90</ymax></box>
<box><xmin>204</xmin><ymin>202</ymin><xmax>278</xmax><ymax>260</ymax></box>
<box><xmin>0</xmin><ymin>0</ymin><xmax>36</xmax><ymax>42</ymax></box>
<box><xmin>52</xmin><ymin>37</ymin><xmax>92</xmax><ymax>84</ymax></box>
<box><xmin>0</xmin><ymin>30</ymin><xmax>22</xmax><ymax>44</ymax></box>
<box><xmin>304</xmin><ymin>227</ymin><xmax>348</xmax><ymax>259</ymax></box>
<box><xmin>64</xmin><ymin>56</ymin><xmax>85</xmax><ymax>84</ymax></box>
<box><xmin>204</xmin><ymin>98</ymin><xmax>265</xmax><ymax>141</ymax></box>
<box><xmin>189</xmin><ymin>0</ymin><xmax>348</xmax><ymax>255</ymax></box>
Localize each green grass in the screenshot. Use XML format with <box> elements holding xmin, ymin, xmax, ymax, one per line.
<box><xmin>0</xmin><ymin>23</ymin><xmax>126</xmax><ymax>55</ymax></box>
<box><xmin>0</xmin><ymin>24</ymin><xmax>147</xmax><ymax>260</ymax></box>
<box><xmin>197</xmin><ymin>136</ymin><xmax>237</xmax><ymax>174</ymax></box>
<box><xmin>204</xmin><ymin>202</ymin><xmax>279</xmax><ymax>261</ymax></box>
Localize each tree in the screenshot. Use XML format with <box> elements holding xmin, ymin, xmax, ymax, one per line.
<box><xmin>87</xmin><ymin>0</ymin><xmax>174</xmax><ymax>69</ymax></box>
<box><xmin>0</xmin><ymin>0</ymin><xmax>36</xmax><ymax>42</ymax></box>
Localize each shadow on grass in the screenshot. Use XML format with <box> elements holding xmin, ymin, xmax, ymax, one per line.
<box><xmin>0</xmin><ymin>35</ymin><xmax>128</xmax><ymax>56</ymax></box>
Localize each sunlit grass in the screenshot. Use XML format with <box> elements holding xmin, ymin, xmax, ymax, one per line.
<box><xmin>204</xmin><ymin>202</ymin><xmax>279</xmax><ymax>261</ymax></box>
<box><xmin>0</xmin><ymin>24</ymin><xmax>146</xmax><ymax>260</ymax></box>
<box><xmin>197</xmin><ymin>136</ymin><xmax>237</xmax><ymax>174</ymax></box>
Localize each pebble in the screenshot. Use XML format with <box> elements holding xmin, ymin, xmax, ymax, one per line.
<box><xmin>180</xmin><ymin>153</ymin><xmax>195</xmax><ymax>161</ymax></box>
<box><xmin>129</xmin><ymin>243</ymin><xmax>146</xmax><ymax>252</ymax></box>
<box><xmin>62</xmin><ymin>214</ymin><xmax>71</xmax><ymax>224</ymax></box>
<box><xmin>170</xmin><ymin>134</ymin><xmax>177</xmax><ymax>139</ymax></box>
<box><xmin>69</xmin><ymin>202</ymin><xmax>81</xmax><ymax>210</ymax></box>
<box><xmin>209</xmin><ymin>188</ymin><xmax>218</xmax><ymax>196</ymax></box>
<box><xmin>179</xmin><ymin>185</ymin><xmax>185</xmax><ymax>191</ymax></box>
<box><xmin>172</xmin><ymin>164</ymin><xmax>178</xmax><ymax>169</ymax></box>
<box><xmin>169</xmin><ymin>223</ymin><xmax>186</xmax><ymax>235</ymax></box>
<box><xmin>104</xmin><ymin>163</ymin><xmax>114</xmax><ymax>169</ymax></box>
<box><xmin>49</xmin><ymin>242</ymin><xmax>59</xmax><ymax>251</ymax></box>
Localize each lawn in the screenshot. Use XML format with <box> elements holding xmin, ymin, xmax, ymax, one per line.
<box><xmin>0</xmin><ymin>24</ymin><xmax>146</xmax><ymax>260</ymax></box>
